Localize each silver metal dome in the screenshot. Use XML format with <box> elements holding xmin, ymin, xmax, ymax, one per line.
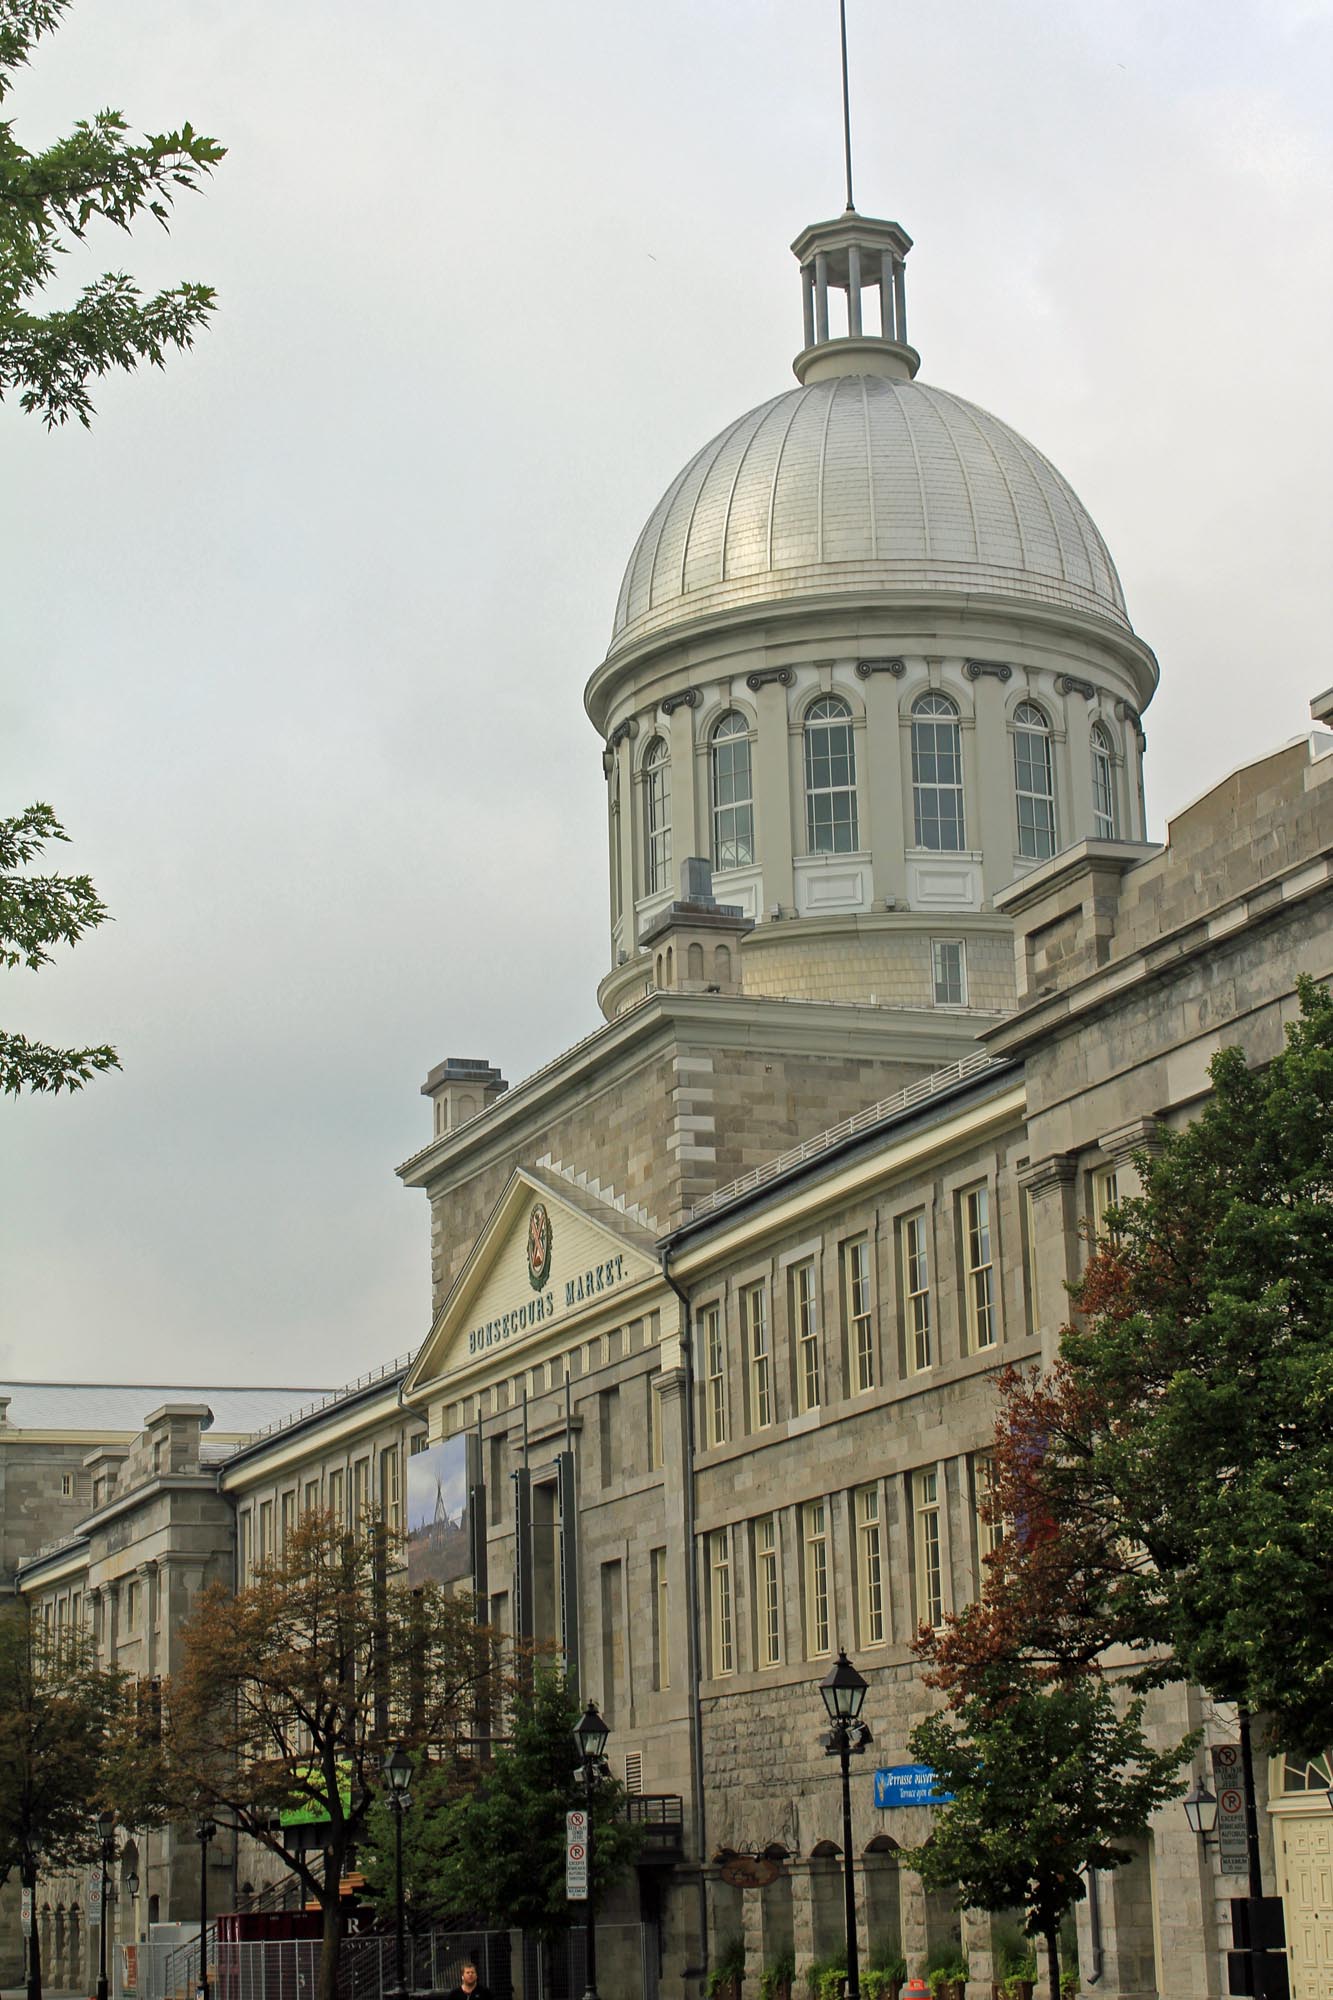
<box><xmin>610</xmin><ymin>374</ymin><xmax>1129</xmax><ymax>651</ymax></box>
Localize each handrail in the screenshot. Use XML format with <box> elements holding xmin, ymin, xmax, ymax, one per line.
<box><xmin>686</xmin><ymin>1050</ymin><xmax>1004</xmax><ymax>1221</ymax></box>
<box><xmin>242</xmin><ymin>1350</ymin><xmax>416</xmax><ymax>1444</ymax></box>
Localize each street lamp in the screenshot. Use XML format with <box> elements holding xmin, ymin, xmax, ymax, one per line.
<box><xmin>383</xmin><ymin>1743</ymin><xmax>414</xmax><ymax>2000</ymax></box>
<box><xmin>1181</xmin><ymin>1774</ymin><xmax>1219</xmax><ymax>1840</ymax></box>
<box><xmin>195</xmin><ymin>1819</ymin><xmax>216</xmax><ymax>2000</ymax></box>
<box><xmin>573</xmin><ymin>1701</ymin><xmax>611</xmax><ymax>2000</ymax></box>
<box><xmin>95</xmin><ymin>1810</ymin><xmax>116</xmax><ymax>2000</ymax></box>
<box><xmin>126</xmin><ymin>1871</ymin><xmax>140</xmax><ymax>1951</ymax></box>
<box><xmin>819</xmin><ymin>1651</ymin><xmax>873</xmax><ymax>2000</ymax></box>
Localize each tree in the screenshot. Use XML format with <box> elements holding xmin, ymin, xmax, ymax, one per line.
<box><xmin>166</xmin><ymin>1514</ymin><xmax>503</xmax><ymax>2000</ymax></box>
<box><xmin>1</xmin><ymin>0</ymin><xmax>224</xmax><ymax>429</ymax></box>
<box><xmin>906</xmin><ymin>1662</ymin><xmax>1191</xmax><ymax>2000</ymax></box>
<box><xmin>0</xmin><ymin>1602</ymin><xmax>165</xmax><ymax>2000</ymax></box>
<box><xmin>1</xmin><ymin>802</ymin><xmax>120</xmax><ymax>1095</ymax></box>
<box><xmin>361</xmin><ymin>1668</ymin><xmax>639</xmax><ymax>1974</ymax></box>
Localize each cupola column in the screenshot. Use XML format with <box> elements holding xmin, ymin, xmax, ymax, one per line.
<box><xmin>1063</xmin><ymin>692</ymin><xmax>1096</xmax><ymax>842</ymax></box>
<box><xmin>791</xmin><ymin>213</ymin><xmax>919</xmax><ymax>385</ymax></box>
<box><xmin>967</xmin><ymin>669</ymin><xmax>1015</xmax><ymax>900</ymax></box>
<box><xmin>750</xmin><ymin>678</ymin><xmax>795</xmax><ymax>915</ymax></box>
<box><xmin>814</xmin><ymin>251</ymin><xmax>830</xmax><ymax>343</ymax></box>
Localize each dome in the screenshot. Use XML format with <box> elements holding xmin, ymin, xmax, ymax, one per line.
<box><xmin>610</xmin><ymin>374</ymin><xmax>1129</xmax><ymax>654</ymax></box>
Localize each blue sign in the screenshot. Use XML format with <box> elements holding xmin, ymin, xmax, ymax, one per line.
<box><xmin>874</xmin><ymin>1764</ymin><xmax>952</xmax><ymax>1808</ymax></box>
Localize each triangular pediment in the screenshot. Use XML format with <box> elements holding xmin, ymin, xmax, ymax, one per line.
<box><xmin>404</xmin><ymin>1166</ymin><xmax>662</xmax><ymax>1399</ymax></box>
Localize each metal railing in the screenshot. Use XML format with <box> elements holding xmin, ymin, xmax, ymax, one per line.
<box><xmin>686</xmin><ymin>1049</ymin><xmax>1005</xmax><ymax>1221</ymax></box>
<box><xmin>242</xmin><ymin>1353</ymin><xmax>416</xmax><ymax>1445</ymax></box>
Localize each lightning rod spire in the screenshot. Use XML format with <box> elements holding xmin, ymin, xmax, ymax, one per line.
<box><xmin>839</xmin><ymin>0</ymin><xmax>855</xmax><ymax>212</ymax></box>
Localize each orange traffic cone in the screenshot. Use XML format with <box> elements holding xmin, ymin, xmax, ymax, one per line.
<box><xmin>900</xmin><ymin>1980</ymin><xmax>932</xmax><ymax>2000</ymax></box>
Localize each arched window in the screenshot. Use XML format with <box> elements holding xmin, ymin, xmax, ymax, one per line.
<box><xmin>1013</xmin><ymin>701</ymin><xmax>1056</xmax><ymax>860</ymax></box>
<box><xmin>711</xmin><ymin>711</ymin><xmax>754</xmax><ymax>870</ymax></box>
<box><xmin>1091</xmin><ymin>722</ymin><xmax>1118</xmax><ymax>839</ymax></box>
<box><xmin>642</xmin><ymin>737</ymin><xmax>671</xmax><ymax>894</ymax></box>
<box><xmin>804</xmin><ymin>696</ymin><xmax>858</xmax><ymax>853</ymax></box>
<box><xmin>911</xmin><ymin>693</ymin><xmax>965</xmax><ymax>851</ymax></box>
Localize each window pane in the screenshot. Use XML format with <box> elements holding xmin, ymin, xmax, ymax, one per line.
<box><xmin>911</xmin><ymin>697</ymin><xmax>965</xmax><ymax>851</ymax></box>
<box><xmin>712</xmin><ymin>715</ymin><xmax>754</xmax><ymax>869</ymax></box>
<box><xmin>804</xmin><ymin>699</ymin><xmax>859</xmax><ymax>854</ymax></box>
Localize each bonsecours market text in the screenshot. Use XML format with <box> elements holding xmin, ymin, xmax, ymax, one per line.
<box><xmin>467</xmin><ymin>1253</ymin><xmax>628</xmax><ymax>1355</ymax></box>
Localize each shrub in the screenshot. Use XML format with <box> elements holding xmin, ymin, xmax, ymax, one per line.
<box><xmin>708</xmin><ymin>1937</ymin><xmax>746</xmax><ymax>1999</ymax></box>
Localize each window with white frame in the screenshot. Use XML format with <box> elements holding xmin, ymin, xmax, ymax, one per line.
<box><xmin>380</xmin><ymin>1445</ymin><xmax>401</xmax><ymax>1532</ymax></box>
<box><xmin>711</xmin><ymin>712</ymin><xmax>754</xmax><ymax>870</ymax></box>
<box><xmin>804</xmin><ymin>696</ymin><xmax>859</xmax><ymax>853</ymax></box>
<box><xmin>743</xmin><ymin>1283</ymin><xmax>773</xmax><ymax>1429</ymax></box>
<box><xmin>1013</xmin><ymin>701</ymin><xmax>1056</xmax><ymax>860</ymax></box>
<box><xmin>703</xmin><ymin>1303</ymin><xmax>728</xmax><ymax>1446</ymax></box>
<box><xmin>642</xmin><ymin>737</ymin><xmax>672</xmax><ymax>895</ymax></box>
<box><xmin>303</xmin><ymin>1476</ymin><xmax>321</xmax><ymax>1518</ymax></box>
<box><xmin>931</xmin><ymin>937</ymin><xmax>967</xmax><ymax>1007</ymax></box>
<box><xmin>902</xmin><ymin>1213</ymin><xmax>933</xmax><ymax>1371</ymax></box>
<box><xmin>791</xmin><ymin>1259</ymin><xmax>822</xmax><ymax>1410</ymax></box>
<box><xmin>844</xmin><ymin>1235</ymin><xmax>875</xmax><ymax>1392</ymax></box>
<box><xmin>803</xmin><ymin>1499</ymin><xmax>831</xmax><ymax>1656</ymax></box>
<box><xmin>963</xmin><ymin>1185</ymin><xmax>996</xmax><ymax>1351</ymax></box>
<box><xmin>1091</xmin><ymin>1166</ymin><xmax>1121</xmax><ymax>1245</ymax></box>
<box><xmin>708</xmin><ymin>1529</ymin><xmax>734</xmax><ymax>1675</ymax></box>
<box><xmin>974</xmin><ymin>1452</ymin><xmax>1005</xmax><ymax>1568</ymax></box>
<box><xmin>650</xmin><ymin>1545</ymin><xmax>670</xmax><ymax>1689</ymax></box>
<box><xmin>914</xmin><ymin>1468</ymin><xmax>943</xmax><ymax>1627</ymax></box>
<box><xmin>1091</xmin><ymin>723</ymin><xmax>1118</xmax><ymax>839</ymax></box>
<box><xmin>258</xmin><ymin>1498</ymin><xmax>273</xmax><ymax>1562</ymax></box>
<box><xmin>911</xmin><ymin>692</ymin><xmax>966</xmax><ymax>850</ymax></box>
<box><xmin>755</xmin><ymin>1515</ymin><xmax>781</xmax><ymax>1667</ymax></box>
<box><xmin>856</xmin><ymin>1485</ymin><xmax>886</xmax><ymax>1646</ymax></box>
<box><xmin>279</xmin><ymin>1489</ymin><xmax>295</xmax><ymax>1552</ymax></box>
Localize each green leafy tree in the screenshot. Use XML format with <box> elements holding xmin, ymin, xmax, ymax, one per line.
<box><xmin>905</xmin><ymin>1666</ymin><xmax>1191</xmax><ymax>2000</ymax></box>
<box><xmin>0</xmin><ymin>1601</ymin><xmax>167</xmax><ymax>2000</ymax></box>
<box><xmin>166</xmin><ymin>1514</ymin><xmax>502</xmax><ymax>2000</ymax></box>
<box><xmin>362</xmin><ymin>1668</ymin><xmax>639</xmax><ymax>1970</ymax></box>
<box><xmin>1</xmin><ymin>0</ymin><xmax>224</xmax><ymax>428</ymax></box>
<box><xmin>1</xmin><ymin>802</ymin><xmax>119</xmax><ymax>1095</ymax></box>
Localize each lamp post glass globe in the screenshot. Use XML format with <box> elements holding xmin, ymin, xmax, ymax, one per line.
<box><xmin>96</xmin><ymin>1809</ymin><xmax>116</xmax><ymax>1846</ymax></box>
<box><xmin>127</xmin><ymin>1872</ymin><xmax>140</xmax><ymax>1898</ymax></box>
<box><xmin>1183</xmin><ymin>1775</ymin><xmax>1220</xmax><ymax>1837</ymax></box>
<box><xmin>574</xmin><ymin>1701</ymin><xmax>610</xmax><ymax>1763</ymax></box>
<box><xmin>820</xmin><ymin>1650</ymin><xmax>868</xmax><ymax>1725</ymax></box>
<box><xmin>383</xmin><ymin>1742</ymin><xmax>414</xmax><ymax>1796</ymax></box>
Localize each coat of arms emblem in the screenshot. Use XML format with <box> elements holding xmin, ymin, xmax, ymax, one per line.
<box><xmin>527</xmin><ymin>1202</ymin><xmax>553</xmax><ymax>1290</ymax></box>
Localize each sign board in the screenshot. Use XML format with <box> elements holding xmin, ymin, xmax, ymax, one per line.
<box><xmin>719</xmin><ymin>1856</ymin><xmax>782</xmax><ymax>1889</ymax></box>
<box><xmin>565</xmin><ymin>1808</ymin><xmax>588</xmax><ymax>1901</ymax></box>
<box><xmin>87</xmin><ymin>1872</ymin><xmax>103</xmax><ymax>1919</ymax></box>
<box><xmin>122</xmin><ymin>1943</ymin><xmax>139</xmax><ymax>1994</ymax></box>
<box><xmin>1211</xmin><ymin>1745</ymin><xmax>1248</xmax><ymax>1876</ymax></box>
<box><xmin>20</xmin><ymin>1888</ymin><xmax>32</xmax><ymax>1931</ymax></box>
<box><xmin>874</xmin><ymin>1764</ymin><xmax>953</xmax><ymax>1809</ymax></box>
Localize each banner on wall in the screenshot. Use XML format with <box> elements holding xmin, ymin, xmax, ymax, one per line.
<box><xmin>405</xmin><ymin>1436</ymin><xmax>471</xmax><ymax>1588</ymax></box>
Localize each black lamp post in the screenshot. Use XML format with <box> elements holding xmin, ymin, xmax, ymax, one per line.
<box><xmin>383</xmin><ymin>1743</ymin><xmax>414</xmax><ymax>2000</ymax></box>
<box><xmin>95</xmin><ymin>1810</ymin><xmax>116</xmax><ymax>2000</ymax></box>
<box><xmin>819</xmin><ymin>1651</ymin><xmax>873</xmax><ymax>2000</ymax></box>
<box><xmin>195</xmin><ymin>1819</ymin><xmax>216</xmax><ymax>2000</ymax></box>
<box><xmin>573</xmin><ymin>1701</ymin><xmax>610</xmax><ymax>2000</ymax></box>
<box><xmin>1181</xmin><ymin>1773</ymin><xmax>1219</xmax><ymax>1841</ymax></box>
<box><xmin>126</xmin><ymin>1871</ymin><xmax>140</xmax><ymax>1950</ymax></box>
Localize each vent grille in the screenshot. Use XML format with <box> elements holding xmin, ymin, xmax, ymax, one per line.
<box><xmin>624</xmin><ymin>1752</ymin><xmax>643</xmax><ymax>1795</ymax></box>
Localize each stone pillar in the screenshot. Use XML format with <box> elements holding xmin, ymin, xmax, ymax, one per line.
<box><xmin>751</xmin><ymin>678</ymin><xmax>795</xmax><ymax>915</ymax></box>
<box><xmin>790</xmin><ymin>1863</ymin><xmax>818</xmax><ymax>1978</ymax></box>
<box><xmin>961</xmin><ymin>1909</ymin><xmax>995</xmax><ymax>2000</ymax></box>
<box><xmin>668</xmin><ymin>696</ymin><xmax>703</xmax><ymax>860</ymax></box>
<box><xmin>1016</xmin><ymin>1153</ymin><xmax>1080</xmax><ymax>1365</ymax></box>
<box><xmin>967</xmin><ymin>669</ymin><xmax>1013</xmax><ymax>902</ymax></box>
<box><xmin>860</xmin><ymin>668</ymin><xmax>905</xmax><ymax>909</ymax></box>
<box><xmin>899</xmin><ymin>1865</ymin><xmax>928</xmax><ymax>1977</ymax></box>
<box><xmin>1083</xmin><ymin>1845</ymin><xmax>1160</xmax><ymax>2000</ymax></box>
<box><xmin>1062</xmin><ymin>688</ymin><xmax>1095</xmax><ymax>843</ymax></box>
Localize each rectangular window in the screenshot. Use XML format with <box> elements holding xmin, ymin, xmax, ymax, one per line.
<box><xmin>1091</xmin><ymin>1167</ymin><xmax>1120</xmax><ymax>1244</ymax></box>
<box><xmin>703</xmin><ymin>1304</ymin><xmax>728</xmax><ymax>1447</ymax></box>
<box><xmin>974</xmin><ymin>1452</ymin><xmax>1004</xmax><ymax>1568</ymax></box>
<box><xmin>914</xmin><ymin>1468</ymin><xmax>943</xmax><ymax>1628</ymax></box>
<box><xmin>709</xmin><ymin>1529</ymin><xmax>734</xmax><ymax>1676</ymax></box>
<box><xmin>856</xmin><ymin>1485</ymin><xmax>886</xmax><ymax>1646</ymax></box>
<box><xmin>238</xmin><ymin>1511</ymin><xmax>252</xmax><ymax>1585</ymax></box>
<box><xmin>327</xmin><ymin>1468</ymin><xmax>345</xmax><ymax>1529</ymax></box>
<box><xmin>258</xmin><ymin>1498</ymin><xmax>274</xmax><ymax>1562</ymax></box>
<box><xmin>755</xmin><ymin>1515</ymin><xmax>781</xmax><ymax>1667</ymax></box>
<box><xmin>963</xmin><ymin>1185</ymin><xmax>996</xmax><ymax>1351</ymax></box>
<box><xmin>647</xmin><ymin>1373</ymin><xmax>664</xmax><ymax>1471</ymax></box>
<box><xmin>651</xmin><ymin>1546</ymin><xmax>670</xmax><ymax>1690</ymax></box>
<box><xmin>743</xmin><ymin>1283</ymin><xmax>772</xmax><ymax>1429</ymax></box>
<box><xmin>302</xmin><ymin>1477</ymin><xmax>321</xmax><ymax>1518</ymax></box>
<box><xmin>791</xmin><ymin>1259</ymin><xmax>822</xmax><ymax>1410</ymax></box>
<box><xmin>279</xmin><ymin>1490</ymin><xmax>295</xmax><ymax>1552</ymax></box>
<box><xmin>803</xmin><ymin>1500</ymin><xmax>831</xmax><ymax>1657</ymax></box>
<box><xmin>352</xmin><ymin>1456</ymin><xmax>370</xmax><ymax>1526</ymax></box>
<box><xmin>931</xmin><ymin>938</ymin><xmax>967</xmax><ymax>1007</ymax></box>
<box><xmin>60</xmin><ymin>1472</ymin><xmax>74</xmax><ymax>1497</ymax></box>
<box><xmin>843</xmin><ymin>1236</ymin><xmax>875</xmax><ymax>1391</ymax></box>
<box><xmin>71</xmin><ymin>1591</ymin><xmax>82</xmax><ymax>1631</ymax></box>
<box><xmin>380</xmin><ymin>1446</ymin><xmax>401</xmax><ymax>1533</ymax></box>
<box><xmin>903</xmin><ymin>1213</ymin><xmax>933</xmax><ymax>1371</ymax></box>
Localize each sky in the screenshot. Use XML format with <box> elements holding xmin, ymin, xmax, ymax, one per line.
<box><xmin>3</xmin><ymin>0</ymin><xmax>1331</xmax><ymax>1391</ymax></box>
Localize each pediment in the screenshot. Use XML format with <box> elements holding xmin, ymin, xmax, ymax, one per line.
<box><xmin>405</xmin><ymin>1165</ymin><xmax>661</xmax><ymax>1397</ymax></box>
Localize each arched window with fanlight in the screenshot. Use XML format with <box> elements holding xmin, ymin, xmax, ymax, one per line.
<box><xmin>1091</xmin><ymin>722</ymin><xmax>1118</xmax><ymax>839</ymax></box>
<box><xmin>911</xmin><ymin>692</ymin><xmax>965</xmax><ymax>851</ymax></box>
<box><xmin>804</xmin><ymin>696</ymin><xmax>859</xmax><ymax>853</ymax></box>
<box><xmin>1013</xmin><ymin>701</ymin><xmax>1056</xmax><ymax>860</ymax></box>
<box><xmin>642</xmin><ymin>737</ymin><xmax>671</xmax><ymax>895</ymax></box>
<box><xmin>711</xmin><ymin>711</ymin><xmax>754</xmax><ymax>870</ymax></box>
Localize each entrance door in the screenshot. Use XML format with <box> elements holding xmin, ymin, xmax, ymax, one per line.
<box><xmin>1276</xmin><ymin>1811</ymin><xmax>1333</xmax><ymax>2000</ymax></box>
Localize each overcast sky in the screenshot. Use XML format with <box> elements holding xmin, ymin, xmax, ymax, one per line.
<box><xmin>3</xmin><ymin>0</ymin><xmax>1331</xmax><ymax>1392</ymax></box>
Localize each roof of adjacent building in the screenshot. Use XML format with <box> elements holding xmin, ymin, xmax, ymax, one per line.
<box><xmin>610</xmin><ymin>374</ymin><xmax>1129</xmax><ymax>652</ymax></box>
<box><xmin>0</xmin><ymin>1381</ymin><xmax>327</xmax><ymax>1436</ymax></box>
